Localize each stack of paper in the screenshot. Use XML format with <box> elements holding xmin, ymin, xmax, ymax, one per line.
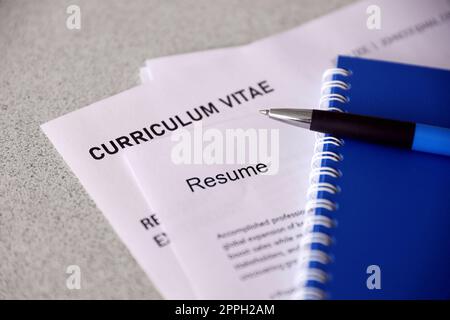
<box><xmin>41</xmin><ymin>0</ymin><xmax>450</xmax><ymax>299</ymax></box>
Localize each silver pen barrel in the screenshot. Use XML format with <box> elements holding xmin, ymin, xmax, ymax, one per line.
<box><xmin>260</xmin><ymin>108</ymin><xmax>313</xmax><ymax>129</ymax></box>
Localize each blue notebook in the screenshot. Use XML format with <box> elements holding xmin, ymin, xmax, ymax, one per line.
<box><xmin>304</xmin><ymin>56</ymin><xmax>450</xmax><ymax>299</ymax></box>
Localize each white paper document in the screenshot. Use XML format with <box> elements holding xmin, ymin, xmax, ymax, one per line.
<box><xmin>41</xmin><ymin>0</ymin><xmax>450</xmax><ymax>299</ymax></box>
<box><xmin>125</xmin><ymin>116</ymin><xmax>317</xmax><ymax>299</ymax></box>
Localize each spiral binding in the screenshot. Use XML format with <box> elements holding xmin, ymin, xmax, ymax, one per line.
<box><xmin>295</xmin><ymin>67</ymin><xmax>351</xmax><ymax>300</ymax></box>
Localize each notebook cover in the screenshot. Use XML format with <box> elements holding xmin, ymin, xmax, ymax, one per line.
<box><xmin>315</xmin><ymin>56</ymin><xmax>450</xmax><ymax>299</ymax></box>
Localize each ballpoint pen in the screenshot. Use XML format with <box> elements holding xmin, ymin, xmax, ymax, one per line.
<box><xmin>260</xmin><ymin>108</ymin><xmax>450</xmax><ymax>157</ymax></box>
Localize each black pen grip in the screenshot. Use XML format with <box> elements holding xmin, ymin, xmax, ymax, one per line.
<box><xmin>310</xmin><ymin>110</ymin><xmax>416</xmax><ymax>148</ymax></box>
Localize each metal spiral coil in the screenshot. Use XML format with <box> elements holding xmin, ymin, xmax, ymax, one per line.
<box><xmin>295</xmin><ymin>67</ymin><xmax>350</xmax><ymax>300</ymax></box>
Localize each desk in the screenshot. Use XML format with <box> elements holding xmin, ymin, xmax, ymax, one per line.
<box><xmin>0</xmin><ymin>0</ymin><xmax>355</xmax><ymax>299</ymax></box>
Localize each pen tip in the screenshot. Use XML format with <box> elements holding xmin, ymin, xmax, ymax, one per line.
<box><xmin>259</xmin><ymin>109</ymin><xmax>269</xmax><ymax>115</ymax></box>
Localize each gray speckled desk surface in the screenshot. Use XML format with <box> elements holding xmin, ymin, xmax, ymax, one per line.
<box><xmin>0</xmin><ymin>0</ymin><xmax>355</xmax><ymax>299</ymax></box>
